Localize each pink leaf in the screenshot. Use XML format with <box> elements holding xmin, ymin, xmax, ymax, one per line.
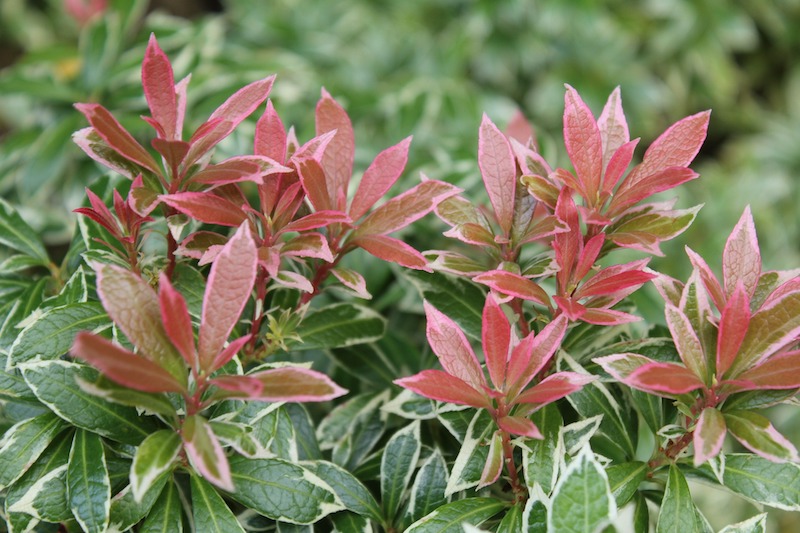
<box><xmin>211</xmin><ymin>335</ymin><xmax>251</xmax><ymax>372</ymax></box>
<box><xmin>626</xmin><ymin>362</ymin><xmax>705</xmax><ymax>396</ymax></box>
<box><xmin>482</xmin><ymin>296</ymin><xmax>511</xmax><ymax>390</ymax></box>
<box><xmin>142</xmin><ymin>34</ymin><xmax>179</xmax><ymax>140</ymax></box>
<box><xmin>610</xmin><ymin>166</ymin><xmax>698</xmax><ymax>215</ymax></box>
<box><xmin>651</xmin><ymin>272</ymin><xmax>684</xmax><ymax>307</ymax></box>
<box><xmin>273</xmin><ymin>270</ymin><xmax>314</xmax><ymax>293</ymax></box>
<box><xmin>573</xmin><ymin>234</ymin><xmax>605</xmax><ymax>283</ymax></box>
<box><xmin>473</xmin><ymin>270</ymin><xmax>551</xmax><ymax>307</ymax></box>
<box><xmin>96</xmin><ymin>264</ymin><xmax>183</xmax><ymax>379</ymax></box>
<box><xmin>517</xmin><ymin>213</ymin><xmax>569</xmax><ymax>245</ymax></box>
<box><xmin>601</xmin><ymin>139</ymin><xmax>639</xmax><ymax>196</ymax></box>
<box><xmin>685</xmin><ymin>247</ymin><xmax>726</xmax><ymax>311</ymax></box>
<box><xmin>209</xmin><ymin>374</ymin><xmax>263</xmax><ymax>397</ymax></box>
<box><xmin>597</xmin><ymin>87</ymin><xmax>630</xmax><ymax>171</ymax></box>
<box><xmin>424</xmin><ymin>300</ymin><xmax>486</xmax><ymax>390</ymax></box>
<box><xmin>349</xmin><ymin>136</ymin><xmax>412</xmax><ymax>220</ymax></box>
<box><xmin>576</xmin><ymin>262</ymin><xmax>656</xmax><ymax>299</ymax></box>
<box><xmin>189</xmin><ymin>156</ymin><xmax>289</xmax><ymax>186</ymax></box>
<box><xmin>71</xmin><ymin>332</ymin><xmax>186</xmax><ymax>393</ymax></box>
<box><xmin>184</xmin><ymin>75</ymin><xmax>275</xmax><ymax>168</ymax></box>
<box><xmin>281</xmin><ymin>233</ymin><xmax>335</xmax><ymax>263</ymax></box>
<box><xmin>505</xmin><ymin>315</ymin><xmax>568</xmax><ymax>398</ymax></box>
<box><xmin>505</xmin><ymin>110</ymin><xmax>535</xmax><ymax>146</ymax></box>
<box><xmin>280</xmin><ymin>210</ymin><xmax>351</xmax><ymax>234</ymax></box>
<box><xmin>521</xmin><ymin>174</ymin><xmax>560</xmax><ymax>209</ymax></box>
<box><xmin>512</xmin><ymin>372</ymin><xmax>596</xmax><ymax>406</ymax></box>
<box><xmin>355</xmin><ymin>179</ymin><xmax>461</xmax><ymax>237</ymax></box>
<box><xmin>716</xmin><ymin>283</ymin><xmax>751</xmax><ymax>379</ymax></box>
<box><xmin>331</xmin><ymin>267</ymin><xmax>371</xmax><ymax>299</ymax></box>
<box><xmin>394</xmin><ymin>370</ymin><xmax>489</xmax><ymax>409</ymax></box>
<box><xmin>254</xmin><ymin>100</ymin><xmax>287</xmax><ymax>162</ymax></box>
<box><xmin>175</xmin><ymin>231</ymin><xmax>228</xmax><ymax>260</ymax></box>
<box><xmin>443</xmin><ymin>223</ymin><xmax>498</xmax><ymax>248</ymax></box>
<box><xmin>182</xmin><ymin>415</ymin><xmax>233</xmax><ymax>491</ymax></box>
<box><xmin>723</xmin><ymin>206</ymin><xmax>762</xmax><ymax>299</ymax></box>
<box><xmin>563</xmin><ymin>85</ymin><xmax>603</xmax><ymax>201</ymax></box>
<box><xmin>316</xmin><ymin>89</ymin><xmax>355</xmax><ymax>211</ymax></box>
<box><xmin>353</xmin><ymin>234</ymin><xmax>430</xmax><ymax>271</ymax></box>
<box><xmin>694</xmin><ymin>407</ymin><xmax>727</xmax><ymax>466</ymax></box>
<box><xmin>73</xmin><ymin>128</ymin><xmax>146</xmax><ymax>180</ymax></box>
<box><xmin>665</xmin><ymin>304</ymin><xmax>709</xmax><ymax>384</ymax></box>
<box><xmin>580</xmin><ymin>307</ymin><xmax>642</xmax><ymax>326</ymax></box>
<box><xmin>161</xmin><ymin>192</ymin><xmax>248</xmax><ymax>227</ymax></box>
<box><xmin>241</xmin><ymin>366</ymin><xmax>347</xmax><ymax>402</ymax></box>
<box><xmin>158</xmin><ymin>274</ymin><xmax>196</xmax><ymax>370</ymax></box>
<box><xmin>733</xmin><ymin>350</ymin><xmax>800</xmax><ymax>390</ymax></box>
<box><xmin>75</xmin><ymin>104</ymin><xmax>161</xmax><ymax>175</ymax></box>
<box><xmin>497</xmin><ymin>415</ymin><xmax>543</xmax><ymax>439</ymax></box>
<box><xmin>478</xmin><ymin>114</ymin><xmax>517</xmax><ymax>236</ymax></box>
<box><xmin>198</xmin><ymin>223</ymin><xmax>257</xmax><ymax>372</ymax></box>
<box><xmin>296</xmin><ymin>157</ymin><xmax>333</xmax><ymax>212</ymax></box>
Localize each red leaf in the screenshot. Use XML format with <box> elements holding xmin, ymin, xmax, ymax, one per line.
<box><xmin>161</xmin><ymin>192</ymin><xmax>248</xmax><ymax>227</ymax></box>
<box><xmin>597</xmin><ymin>87</ymin><xmax>630</xmax><ymax>172</ymax></box>
<box><xmin>182</xmin><ymin>414</ymin><xmax>233</xmax><ymax>491</ymax></box>
<box><xmin>473</xmin><ymin>270</ymin><xmax>551</xmax><ymax>307</ymax></box>
<box><xmin>296</xmin><ymin>157</ymin><xmax>333</xmax><ymax>212</ymax></box>
<box><xmin>240</xmin><ymin>367</ymin><xmax>347</xmax><ymax>402</ymax></box>
<box><xmin>355</xmin><ymin>179</ymin><xmax>461</xmax><ymax>237</ymax></box>
<box><xmin>563</xmin><ymin>85</ymin><xmax>603</xmax><ymax>201</ymax></box>
<box><xmin>685</xmin><ymin>247</ymin><xmax>726</xmax><ymax>311</ymax></box>
<box><xmin>580</xmin><ymin>307</ymin><xmax>642</xmax><ymax>325</ymax></box>
<box><xmin>198</xmin><ymin>223</ymin><xmax>257</xmax><ymax>372</ymax></box>
<box><xmin>75</xmin><ymin>104</ymin><xmax>161</xmax><ymax>175</ymax></box>
<box><xmin>576</xmin><ymin>261</ymin><xmax>656</xmax><ymax>299</ymax></box>
<box><xmin>601</xmin><ymin>139</ymin><xmax>638</xmax><ymax>196</ymax></box>
<box><xmin>331</xmin><ymin>267</ymin><xmax>371</xmax><ymax>299</ymax></box>
<box><xmin>482</xmin><ymin>296</ymin><xmax>511</xmax><ymax>390</ymax></box>
<box><xmin>349</xmin><ymin>136</ymin><xmax>412</xmax><ymax>220</ymax></box>
<box><xmin>280</xmin><ymin>210</ymin><xmax>351</xmax><ymax>234</ymax></box>
<box><xmin>394</xmin><ymin>370</ymin><xmax>489</xmax><ymax>409</ymax></box>
<box><xmin>142</xmin><ymin>34</ymin><xmax>179</xmax><ymax>140</ymax></box>
<box><xmin>478</xmin><ymin>114</ymin><xmax>517</xmax><ymax>236</ymax></box>
<box><xmin>733</xmin><ymin>350</ymin><xmax>800</xmax><ymax>390</ymax></box>
<box><xmin>626</xmin><ymin>362</ymin><xmax>705</xmax><ymax>396</ymax></box>
<box><xmin>505</xmin><ymin>315</ymin><xmax>568</xmax><ymax>398</ymax></box>
<box><xmin>512</xmin><ymin>372</ymin><xmax>596</xmax><ymax>406</ymax></box>
<box><xmin>184</xmin><ymin>75</ymin><xmax>275</xmax><ymax>168</ymax></box>
<box><xmin>211</xmin><ymin>335</ymin><xmax>251</xmax><ymax>372</ymax></box>
<box><xmin>71</xmin><ymin>332</ymin><xmax>186</xmax><ymax>393</ymax></box>
<box><xmin>189</xmin><ymin>156</ymin><xmax>289</xmax><ymax>186</ymax></box>
<box><xmin>254</xmin><ymin>100</ymin><xmax>287</xmax><ymax>162</ymax></box>
<box><xmin>281</xmin><ymin>233</ymin><xmax>335</xmax><ymax>262</ymax></box>
<box><xmin>316</xmin><ymin>89</ymin><xmax>355</xmax><ymax>211</ymax></box>
<box><xmin>716</xmin><ymin>283</ymin><xmax>751</xmax><ymax>378</ymax></box>
<box><xmin>354</xmin><ymin>234</ymin><xmax>430</xmax><ymax>271</ymax></box>
<box><xmin>610</xmin><ymin>166</ymin><xmax>698</xmax><ymax>215</ymax></box>
<box><xmin>723</xmin><ymin>206</ymin><xmax>761</xmax><ymax>299</ymax></box>
<box><xmin>209</xmin><ymin>374</ymin><xmax>262</xmax><ymax>397</ymax></box>
<box><xmin>424</xmin><ymin>301</ymin><xmax>486</xmax><ymax>390</ymax></box>
<box><xmin>497</xmin><ymin>415</ymin><xmax>542</xmax><ymax>439</ymax></box>
<box><xmin>159</xmin><ymin>274</ymin><xmax>196</xmax><ymax>370</ymax></box>
<box><xmin>505</xmin><ymin>109</ymin><xmax>535</xmax><ymax>146</ymax></box>
<box><xmin>573</xmin><ymin>234</ymin><xmax>605</xmax><ymax>283</ymax></box>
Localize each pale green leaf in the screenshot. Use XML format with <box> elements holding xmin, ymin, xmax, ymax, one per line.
<box><xmin>718</xmin><ymin>513</ymin><xmax>767</xmax><ymax>533</ymax></box>
<box><xmin>303</xmin><ymin>460</ymin><xmax>383</xmax><ymax>522</ymax></box>
<box><xmin>131</xmin><ymin>430</ymin><xmax>181</xmax><ymax>503</ymax></box>
<box><xmin>67</xmin><ymin>429</ymin><xmax>111</xmax><ymax>533</ymax></box>
<box><xmin>656</xmin><ymin>464</ymin><xmax>703</xmax><ymax>533</ymax></box>
<box><xmin>724</xmin><ymin>410</ymin><xmax>799</xmax><ymax>462</ymax></box>
<box><xmin>549</xmin><ymin>446</ymin><xmax>615</xmax><ymax>532</ymax></box>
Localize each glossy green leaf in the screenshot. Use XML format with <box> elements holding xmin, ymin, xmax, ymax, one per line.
<box><xmin>132</xmin><ymin>429</ymin><xmax>182</xmax><ymax>503</ymax></box>
<box><xmin>496</xmin><ymin>504</ymin><xmax>523</xmax><ymax>533</ymax></box>
<box><xmin>713</xmin><ymin>454</ymin><xmax>800</xmax><ymax>511</ymax></box>
<box><xmin>523</xmin><ymin>404</ymin><xmax>562</xmax><ymax>494</ymax></box>
<box><xmin>304</xmin><ymin>460</ymin><xmax>383</xmax><ymax>523</ymax></box>
<box><xmin>67</xmin><ymin>429</ymin><xmax>111</xmax><ymax>533</ymax></box>
<box><xmin>285</xmin><ymin>403</ymin><xmax>323</xmax><ymax>461</ymax></box>
<box><xmin>293</xmin><ymin>303</ymin><xmax>386</xmax><ymax>350</ymax></box>
<box><xmin>445</xmin><ymin>409</ymin><xmax>493</xmax><ymax>496</ymax></box>
<box><xmin>330</xmin><ymin>511</ymin><xmax>373</xmax><ymax>532</ymax></box>
<box><xmin>549</xmin><ymin>446</ymin><xmax>615</xmax><ymax>532</ymax></box>
<box><xmin>656</xmin><ymin>464</ymin><xmax>704</xmax><ymax>533</ymax></box>
<box><xmin>404</xmin><ymin>449</ymin><xmax>448</xmax><ymax>527</ymax></box>
<box><xmin>77</xmin><ymin>374</ymin><xmax>178</xmax><ymax>418</ymax></box>
<box><xmin>9</xmin><ymin>302</ymin><xmax>108</xmax><ymax>365</ymax></box>
<box><xmin>0</xmin><ymin>198</ymin><xmax>49</xmax><ymax>264</ymax></box>
<box><xmin>107</xmin><ymin>471</ymin><xmax>171</xmax><ymax>532</ymax></box>
<box><xmin>139</xmin><ymin>480</ymin><xmax>184</xmax><ymax>533</ymax></box>
<box><xmin>20</xmin><ymin>360</ymin><xmax>161</xmax><ymax>444</ymax></box>
<box><xmin>405</xmin><ymin>497</ymin><xmax>504</xmax><ymax>532</ymax></box>
<box><xmin>0</xmin><ymin>412</ymin><xmax>65</xmax><ymax>489</ymax></box>
<box><xmin>404</xmin><ymin>270</ymin><xmax>485</xmax><ymax>340</ymax></box>
<box><xmin>381</xmin><ymin>420</ymin><xmax>422</xmax><ymax>523</ymax></box>
<box><xmin>191</xmin><ymin>473</ymin><xmax>246</xmax><ymax>533</ymax></box>
<box><xmin>0</xmin><ymin>277</ymin><xmax>47</xmax><ymax>352</ymax></box>
<box><xmin>228</xmin><ymin>456</ymin><xmax>343</xmax><ymax>525</ymax></box>
<box><xmin>606</xmin><ymin>461</ymin><xmax>647</xmax><ymax>507</ymax></box>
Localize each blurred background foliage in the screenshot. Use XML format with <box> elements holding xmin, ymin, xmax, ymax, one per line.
<box><xmin>1</xmin><ymin>0</ymin><xmax>799</xmax><ymax>530</ymax></box>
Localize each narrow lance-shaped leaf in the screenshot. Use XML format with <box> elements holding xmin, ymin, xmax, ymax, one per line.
<box><xmin>161</xmin><ymin>192</ymin><xmax>248</xmax><ymax>227</ymax></box>
<box><xmin>158</xmin><ymin>274</ymin><xmax>196</xmax><ymax>370</ymax></box>
<box><xmin>316</xmin><ymin>88</ymin><xmax>355</xmax><ymax>211</ymax></box>
<box><xmin>381</xmin><ymin>421</ymin><xmax>422</xmax><ymax>523</ymax></box>
<box><xmin>665</xmin><ymin>304</ymin><xmax>708</xmax><ymax>384</ymax></box>
<box><xmin>182</xmin><ymin>414</ymin><xmax>233</xmax><ymax>491</ymax></box>
<box><xmin>723</xmin><ymin>206</ymin><xmax>761</xmax><ymax>299</ymax></box>
<box><xmin>255</xmin><ymin>99</ymin><xmax>287</xmax><ymax>162</ymax></box>
<box><xmin>656</xmin><ymin>464</ymin><xmax>703</xmax><ymax>533</ymax></box>
<box><xmin>213</xmin><ymin>366</ymin><xmax>347</xmax><ymax>402</ymax></box>
<box><xmin>478</xmin><ymin>114</ymin><xmax>516</xmax><ymax>236</ymax></box>
<box><xmin>563</xmin><ymin>85</ymin><xmax>603</xmax><ymax>201</ymax></box>
<box><xmin>131</xmin><ymin>430</ymin><xmax>182</xmax><ymax>503</ymax></box>
<box><xmin>694</xmin><ymin>407</ymin><xmax>727</xmax><ymax>466</ymax></box>
<box><xmin>724</xmin><ymin>410</ymin><xmax>799</xmax><ymax>463</ymax></box>
<box><xmin>716</xmin><ymin>284</ymin><xmax>750</xmax><ymax>379</ymax></box>
<box><xmin>350</xmin><ymin>136</ymin><xmax>412</xmax><ymax>220</ymax></box>
<box><xmin>423</xmin><ymin>300</ymin><xmax>485</xmax><ymax>389</ymax></box>
<box><xmin>394</xmin><ymin>370</ymin><xmax>489</xmax><ymax>409</ymax></box>
<box><xmin>198</xmin><ymin>223</ymin><xmax>257</xmax><ymax>372</ymax></box>
<box><xmin>351</xmin><ymin>234</ymin><xmax>430</xmax><ymax>272</ymax></box>
<box><xmin>0</xmin><ymin>198</ymin><xmax>49</xmax><ymax>264</ymax></box>
<box><xmin>473</xmin><ymin>270</ymin><xmax>551</xmax><ymax>308</ymax></box>
<box><xmin>142</xmin><ymin>34</ymin><xmax>178</xmax><ymax>140</ymax></box>
<box><xmin>478</xmin><ymin>431</ymin><xmax>504</xmax><ymax>488</ymax></box>
<box><xmin>625</xmin><ymin>361</ymin><xmax>705</xmax><ymax>396</ymax></box>
<box><xmin>597</xmin><ymin>86</ymin><xmax>630</xmax><ymax>171</ymax></box>
<box><xmin>190</xmin><ymin>474</ymin><xmax>245</xmax><ymax>533</ymax></box>
<box><xmin>482</xmin><ymin>295</ymin><xmax>510</xmax><ymax>390</ymax></box>
<box><xmin>296</xmin><ymin>157</ymin><xmax>333</xmax><ymax>212</ymax></box>
<box><xmin>733</xmin><ymin>350</ymin><xmax>800</xmax><ymax>390</ymax></box>
<box><xmin>67</xmin><ymin>429</ymin><xmax>111</xmax><ymax>533</ymax></box>
<box><xmin>505</xmin><ymin>315</ymin><xmax>568</xmax><ymax>398</ymax></box>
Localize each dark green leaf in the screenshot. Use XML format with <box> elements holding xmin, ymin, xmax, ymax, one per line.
<box><xmin>0</xmin><ymin>277</ymin><xmax>47</xmax><ymax>351</ymax></box>
<box><xmin>330</xmin><ymin>511</ymin><xmax>372</xmax><ymax>532</ymax></box>
<box><xmin>107</xmin><ymin>471</ymin><xmax>170</xmax><ymax>531</ymax></box>
<box><xmin>0</xmin><ymin>412</ymin><xmax>65</xmax><ymax>489</ymax></box>
<box><xmin>404</xmin><ymin>270</ymin><xmax>484</xmax><ymax>339</ymax></box>
<box><xmin>445</xmin><ymin>409</ymin><xmax>493</xmax><ymax>495</ymax></box>
<box><xmin>67</xmin><ymin>429</ymin><xmax>111</xmax><ymax>533</ymax></box>
<box><xmin>711</xmin><ymin>454</ymin><xmax>800</xmax><ymax>511</ymax></box>
<box><xmin>523</xmin><ymin>403</ymin><xmax>563</xmax><ymax>494</ymax></box>
<box><xmin>0</xmin><ymin>198</ymin><xmax>49</xmax><ymax>264</ymax></box>
<box><xmin>606</xmin><ymin>462</ymin><xmax>647</xmax><ymax>507</ymax></box>
<box><xmin>404</xmin><ymin>449</ymin><xmax>448</xmax><ymax>526</ymax></box>
<box><xmin>191</xmin><ymin>473</ymin><xmax>245</xmax><ymax>533</ymax></box>
<box><xmin>496</xmin><ymin>503</ymin><xmax>523</xmax><ymax>533</ymax></box>
<box><xmin>285</xmin><ymin>403</ymin><xmax>322</xmax><ymax>461</ymax></box>
<box><xmin>381</xmin><ymin>420</ymin><xmax>422</xmax><ymax>523</ymax></box>
<box><xmin>656</xmin><ymin>464</ymin><xmax>703</xmax><ymax>533</ymax></box>
<box><xmin>405</xmin><ymin>497</ymin><xmax>504</xmax><ymax>532</ymax></box>
<box><xmin>304</xmin><ymin>460</ymin><xmax>383</xmax><ymax>523</ymax></box>
<box><xmin>294</xmin><ymin>302</ymin><xmax>386</xmax><ymax>350</ymax></box>
<box><xmin>139</xmin><ymin>480</ymin><xmax>184</xmax><ymax>533</ymax></box>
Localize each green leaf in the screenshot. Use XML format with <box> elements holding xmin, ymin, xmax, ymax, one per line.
<box><xmin>522</xmin><ymin>404</ymin><xmax>563</xmax><ymax>494</ymax></box>
<box><xmin>404</xmin><ymin>270</ymin><xmax>485</xmax><ymax>339</ymax></box>
<box><xmin>191</xmin><ymin>473</ymin><xmax>246</xmax><ymax>533</ymax></box>
<box><xmin>0</xmin><ymin>412</ymin><xmax>65</xmax><ymax>489</ymax></box>
<box><xmin>404</xmin><ymin>449</ymin><xmax>448</xmax><ymax>527</ymax></box>
<box><xmin>405</xmin><ymin>497</ymin><xmax>504</xmax><ymax>532</ymax></box>
<box><xmin>285</xmin><ymin>403</ymin><xmax>323</xmax><ymax>460</ymax></box>
<box><xmin>718</xmin><ymin>513</ymin><xmax>767</xmax><ymax>533</ymax></box>
<box><xmin>9</xmin><ymin>302</ymin><xmax>108</xmax><ymax>365</ymax></box>
<box><xmin>171</xmin><ymin>262</ymin><xmax>206</xmax><ymax>319</ymax></box>
<box><xmin>20</xmin><ymin>359</ymin><xmax>161</xmax><ymax>445</ymax></box>
<box><xmin>294</xmin><ymin>302</ymin><xmax>386</xmax><ymax>350</ymax></box>
<box><xmin>383</xmin><ymin>389</ymin><xmax>437</xmax><ymax>420</ymax></box>
<box><xmin>523</xmin><ymin>488</ymin><xmax>548</xmax><ymax>533</ymax></box>
<box><xmin>711</xmin><ymin>454</ymin><xmax>800</xmax><ymax>511</ymax></box>
<box><xmin>549</xmin><ymin>446</ymin><xmax>615</xmax><ymax>532</ymax></box>
<box><xmin>67</xmin><ymin>429</ymin><xmax>111</xmax><ymax>533</ymax></box>
<box><xmin>0</xmin><ymin>198</ymin><xmax>49</xmax><ymax>264</ymax></box>
<box><xmin>0</xmin><ymin>276</ymin><xmax>47</xmax><ymax>351</ymax></box>
<box><xmin>139</xmin><ymin>480</ymin><xmax>184</xmax><ymax>533</ymax></box>
<box><xmin>632</xmin><ymin>493</ymin><xmax>649</xmax><ymax>533</ymax></box>
<box><xmin>631</xmin><ymin>387</ymin><xmax>666</xmax><ymax>434</ymax></box>
<box><xmin>606</xmin><ymin>462</ymin><xmax>647</xmax><ymax>507</ymax></box>
<box><xmin>445</xmin><ymin>410</ymin><xmax>493</xmax><ymax>496</ymax></box>
<box><xmin>381</xmin><ymin>420</ymin><xmax>422</xmax><ymax>523</ymax></box>
<box><xmin>304</xmin><ymin>460</ymin><xmax>383</xmax><ymax>523</ymax></box>
<box><xmin>656</xmin><ymin>464</ymin><xmax>703</xmax><ymax>533</ymax></box>
<box><xmin>496</xmin><ymin>503</ymin><xmax>523</xmax><ymax>533</ymax></box>
<box><xmin>724</xmin><ymin>410</ymin><xmax>798</xmax><ymax>462</ymax></box>
<box><xmin>77</xmin><ymin>374</ymin><xmax>178</xmax><ymax>418</ymax></box>
<box><xmin>108</xmin><ymin>471</ymin><xmax>170</xmax><ymax>531</ymax></box>
<box><xmin>49</xmin><ymin>266</ymin><xmax>90</xmax><ymax>307</ymax></box>
<box><xmin>330</xmin><ymin>511</ymin><xmax>372</xmax><ymax>532</ymax></box>
<box><xmin>131</xmin><ymin>429</ymin><xmax>182</xmax><ymax>503</ymax></box>
<box><xmin>332</xmin><ymin>403</ymin><xmax>387</xmax><ymax>471</ymax></box>
<box><xmin>4</xmin><ymin>434</ymin><xmax>72</xmax><ymax>524</ymax></box>
<box><xmin>228</xmin><ymin>456</ymin><xmax>344</xmax><ymax>525</ymax></box>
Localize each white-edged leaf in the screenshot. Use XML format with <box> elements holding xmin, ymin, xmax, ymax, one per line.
<box><xmin>405</xmin><ymin>497</ymin><xmax>505</xmax><ymax>532</ymax></box>
<box><xmin>138</xmin><ymin>480</ymin><xmax>184</xmax><ymax>533</ymax></box>
<box><xmin>711</xmin><ymin>453</ymin><xmax>800</xmax><ymax>511</ymax></box>
<box><xmin>293</xmin><ymin>303</ymin><xmax>386</xmax><ymax>350</ymax></box>
<box><xmin>191</xmin><ymin>473</ymin><xmax>245</xmax><ymax>532</ymax></box>
<box><xmin>303</xmin><ymin>460</ymin><xmax>383</xmax><ymax>522</ymax></box>
<box><xmin>107</xmin><ymin>472</ymin><xmax>171</xmax><ymax>532</ymax></box>
<box><xmin>656</xmin><ymin>464</ymin><xmax>704</xmax><ymax>533</ymax></box>
<box><xmin>560</xmin><ymin>414</ymin><xmax>603</xmax><ymax>457</ymax></box>
<box><xmin>67</xmin><ymin>429</ymin><xmax>111</xmax><ymax>533</ymax></box>
<box><xmin>522</xmin><ymin>403</ymin><xmax>563</xmax><ymax>494</ymax></box>
<box><xmin>0</xmin><ymin>198</ymin><xmax>49</xmax><ymax>264</ymax></box>
<box><xmin>0</xmin><ymin>412</ymin><xmax>65</xmax><ymax>490</ymax></box>
<box><xmin>405</xmin><ymin>448</ymin><xmax>449</xmax><ymax>526</ymax></box>
<box><xmin>718</xmin><ymin>513</ymin><xmax>767</xmax><ymax>533</ymax></box>
<box><xmin>5</xmin><ymin>436</ymin><xmax>71</xmax><ymax>523</ymax></box>
<box><xmin>549</xmin><ymin>446</ymin><xmax>616</xmax><ymax>532</ymax></box>
<box><xmin>131</xmin><ymin>429</ymin><xmax>182</xmax><ymax>503</ymax></box>
<box><xmin>445</xmin><ymin>410</ymin><xmax>493</xmax><ymax>496</ymax></box>
<box><xmin>381</xmin><ymin>420</ymin><xmax>421</xmax><ymax>522</ymax></box>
